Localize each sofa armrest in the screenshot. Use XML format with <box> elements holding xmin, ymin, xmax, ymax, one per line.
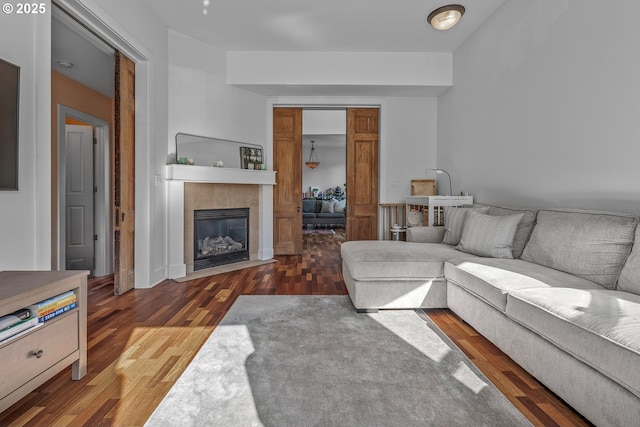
<box><xmin>406</xmin><ymin>226</ymin><xmax>445</xmax><ymax>243</ymax></box>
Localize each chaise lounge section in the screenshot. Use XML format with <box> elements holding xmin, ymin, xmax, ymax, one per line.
<box><xmin>340</xmin><ymin>204</ymin><xmax>640</xmax><ymax>427</ymax></box>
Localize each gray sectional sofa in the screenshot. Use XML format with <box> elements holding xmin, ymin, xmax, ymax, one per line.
<box><xmin>340</xmin><ymin>204</ymin><xmax>640</xmax><ymax>427</ymax></box>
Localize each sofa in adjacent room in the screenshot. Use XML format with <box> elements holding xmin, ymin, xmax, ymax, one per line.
<box><xmin>302</xmin><ymin>199</ymin><xmax>346</xmax><ymax>228</ymax></box>
<box><xmin>340</xmin><ymin>204</ymin><xmax>640</xmax><ymax>427</ymax></box>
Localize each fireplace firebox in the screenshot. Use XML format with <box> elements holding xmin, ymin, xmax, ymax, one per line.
<box><xmin>193</xmin><ymin>208</ymin><xmax>249</xmax><ymax>270</ymax></box>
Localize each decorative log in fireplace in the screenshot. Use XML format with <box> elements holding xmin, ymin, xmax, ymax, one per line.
<box><xmin>193</xmin><ymin>208</ymin><xmax>249</xmax><ymax>270</ymax></box>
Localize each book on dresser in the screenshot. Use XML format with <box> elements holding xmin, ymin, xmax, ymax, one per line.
<box><xmin>0</xmin><ymin>308</ymin><xmax>31</xmax><ymax>330</ymax></box>
<box><xmin>39</xmin><ymin>301</ymin><xmax>77</xmax><ymax>323</ymax></box>
<box><xmin>28</xmin><ymin>290</ymin><xmax>77</xmax><ymax>322</ymax></box>
<box><xmin>0</xmin><ymin>316</ymin><xmax>39</xmax><ymax>342</ymax></box>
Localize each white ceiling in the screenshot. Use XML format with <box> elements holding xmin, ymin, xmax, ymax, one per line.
<box><xmin>51</xmin><ymin>1</ymin><xmax>507</xmax><ymax>98</ymax></box>
<box><xmin>140</xmin><ymin>0</ymin><xmax>506</xmax><ymax>53</ymax></box>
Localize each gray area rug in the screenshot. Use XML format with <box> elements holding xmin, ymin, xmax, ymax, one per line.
<box><xmin>145</xmin><ymin>296</ymin><xmax>532</xmax><ymax>427</ymax></box>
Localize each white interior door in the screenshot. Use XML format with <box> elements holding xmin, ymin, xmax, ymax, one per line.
<box><xmin>65</xmin><ymin>124</ymin><xmax>95</xmax><ymax>272</ymax></box>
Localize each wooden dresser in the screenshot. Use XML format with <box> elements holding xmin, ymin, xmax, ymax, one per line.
<box><xmin>0</xmin><ymin>271</ymin><xmax>88</xmax><ymax>413</ymax></box>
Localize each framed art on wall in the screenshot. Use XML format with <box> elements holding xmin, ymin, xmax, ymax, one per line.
<box><xmin>240</xmin><ymin>146</ymin><xmax>263</xmax><ymax>169</ymax></box>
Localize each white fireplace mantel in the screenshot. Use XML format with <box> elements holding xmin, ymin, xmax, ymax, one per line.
<box><xmin>166</xmin><ymin>165</ymin><xmax>275</xmax><ymax>279</ymax></box>
<box><xmin>166</xmin><ymin>164</ymin><xmax>276</xmax><ymax>185</ymax></box>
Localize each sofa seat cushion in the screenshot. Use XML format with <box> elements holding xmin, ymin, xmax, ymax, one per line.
<box><xmin>341</xmin><ymin>241</ymin><xmax>476</xmax><ymax>281</ymax></box>
<box><xmin>302</xmin><ymin>212</ymin><xmax>316</xmax><ymax>219</ymax></box>
<box><xmin>445</xmin><ymin>258</ymin><xmax>602</xmax><ymax>312</ymax></box>
<box><xmin>506</xmin><ymin>287</ymin><xmax>640</xmax><ymax>398</ymax></box>
<box><xmin>316</xmin><ymin>212</ymin><xmax>344</xmax><ymax>219</ymax></box>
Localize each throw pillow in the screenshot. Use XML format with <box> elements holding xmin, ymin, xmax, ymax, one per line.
<box><xmin>442</xmin><ymin>206</ymin><xmax>489</xmax><ymax>246</ymax></box>
<box><xmin>456</xmin><ymin>211</ymin><xmax>524</xmax><ymax>258</ymax></box>
<box><xmin>333</xmin><ymin>199</ymin><xmax>346</xmax><ymax>213</ymax></box>
<box><xmin>475</xmin><ymin>203</ymin><xmax>537</xmax><ymax>259</ymax></box>
<box><xmin>320</xmin><ymin>200</ymin><xmax>334</xmax><ymax>213</ymax></box>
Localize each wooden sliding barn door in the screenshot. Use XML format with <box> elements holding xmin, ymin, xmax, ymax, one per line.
<box><xmin>114</xmin><ymin>52</ymin><xmax>135</xmax><ymax>294</ymax></box>
<box><xmin>273</xmin><ymin>108</ymin><xmax>303</xmax><ymax>254</ymax></box>
<box><xmin>346</xmin><ymin>108</ymin><xmax>379</xmax><ymax>241</ymax></box>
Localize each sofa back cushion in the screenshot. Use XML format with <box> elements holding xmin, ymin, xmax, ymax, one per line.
<box><xmin>521</xmin><ymin>209</ymin><xmax>638</xmax><ymax>289</ymax></box>
<box><xmin>475</xmin><ymin>204</ymin><xmax>537</xmax><ymax>258</ymax></box>
<box><xmin>302</xmin><ymin>200</ymin><xmax>318</xmax><ymax>213</ymax></box>
<box><xmin>618</xmin><ymin>225</ymin><xmax>640</xmax><ymax>295</ymax></box>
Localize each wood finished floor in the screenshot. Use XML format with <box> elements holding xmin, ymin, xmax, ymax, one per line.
<box><xmin>0</xmin><ymin>229</ymin><xmax>592</xmax><ymax>427</ymax></box>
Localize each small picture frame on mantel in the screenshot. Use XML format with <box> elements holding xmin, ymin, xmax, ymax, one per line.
<box><xmin>240</xmin><ymin>146</ymin><xmax>263</xmax><ymax>170</ymax></box>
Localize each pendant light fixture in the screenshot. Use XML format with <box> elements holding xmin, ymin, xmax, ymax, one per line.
<box><xmin>305</xmin><ymin>141</ymin><xmax>320</xmax><ymax>169</ymax></box>
<box><xmin>427</xmin><ymin>4</ymin><xmax>465</xmax><ymax>30</ymax></box>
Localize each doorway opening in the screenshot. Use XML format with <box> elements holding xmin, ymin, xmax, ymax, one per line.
<box><xmin>301</xmin><ymin>109</ymin><xmax>347</xmax><ymax>240</ymax></box>
<box><xmin>52</xmin><ymin>1</ymin><xmax>146</xmax><ymax>294</ymax></box>
<box><xmin>57</xmin><ymin>106</ymin><xmax>111</xmax><ymax>277</ymax></box>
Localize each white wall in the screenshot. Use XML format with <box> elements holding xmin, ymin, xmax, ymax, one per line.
<box><xmin>438</xmin><ymin>0</ymin><xmax>640</xmax><ymax>212</ymax></box>
<box><xmin>385</xmin><ymin>97</ymin><xmax>438</xmax><ymax>202</ymax></box>
<box><xmin>167</xmin><ymin>31</ymin><xmax>272</xmax><ymax>267</ymax></box>
<box><xmin>302</xmin><ymin>110</ymin><xmax>346</xmax><ymax>134</ymax></box>
<box><xmin>81</xmin><ymin>0</ymin><xmax>170</xmax><ymax>287</ymax></box>
<box><xmin>228</xmin><ymin>52</ymin><xmax>452</xmax><ymax>87</ymax></box>
<box><xmin>302</xmin><ymin>145</ymin><xmax>346</xmax><ymax>197</ymax></box>
<box><xmin>168</xmin><ymin>30</ymin><xmax>267</xmax><ymax>152</ymax></box>
<box><xmin>0</xmin><ymin>9</ymin><xmax>50</xmax><ymax>270</ymax></box>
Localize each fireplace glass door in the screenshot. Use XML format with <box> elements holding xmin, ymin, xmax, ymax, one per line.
<box><xmin>194</xmin><ymin>208</ymin><xmax>249</xmax><ymax>270</ymax></box>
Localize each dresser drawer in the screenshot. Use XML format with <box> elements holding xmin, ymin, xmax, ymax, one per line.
<box><xmin>0</xmin><ymin>312</ymin><xmax>79</xmax><ymax>400</ymax></box>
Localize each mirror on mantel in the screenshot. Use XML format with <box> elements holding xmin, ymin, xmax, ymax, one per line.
<box><xmin>174</xmin><ymin>133</ymin><xmax>264</xmax><ymax>169</ymax></box>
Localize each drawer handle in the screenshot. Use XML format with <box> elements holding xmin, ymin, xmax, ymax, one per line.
<box><xmin>30</xmin><ymin>350</ymin><xmax>44</xmax><ymax>359</ymax></box>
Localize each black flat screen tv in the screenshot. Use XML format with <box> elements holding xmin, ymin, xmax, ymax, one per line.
<box><xmin>0</xmin><ymin>58</ymin><xmax>19</xmax><ymax>190</ymax></box>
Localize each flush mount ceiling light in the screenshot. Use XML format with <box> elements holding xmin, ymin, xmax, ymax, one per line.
<box><xmin>56</xmin><ymin>60</ymin><xmax>74</xmax><ymax>69</ymax></box>
<box><xmin>427</xmin><ymin>4</ymin><xmax>465</xmax><ymax>30</ymax></box>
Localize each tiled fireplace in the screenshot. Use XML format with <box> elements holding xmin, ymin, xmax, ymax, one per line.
<box><xmin>166</xmin><ymin>165</ymin><xmax>276</xmax><ymax>279</ymax></box>
<box><xmin>184</xmin><ymin>183</ymin><xmax>258</xmax><ymax>274</ymax></box>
